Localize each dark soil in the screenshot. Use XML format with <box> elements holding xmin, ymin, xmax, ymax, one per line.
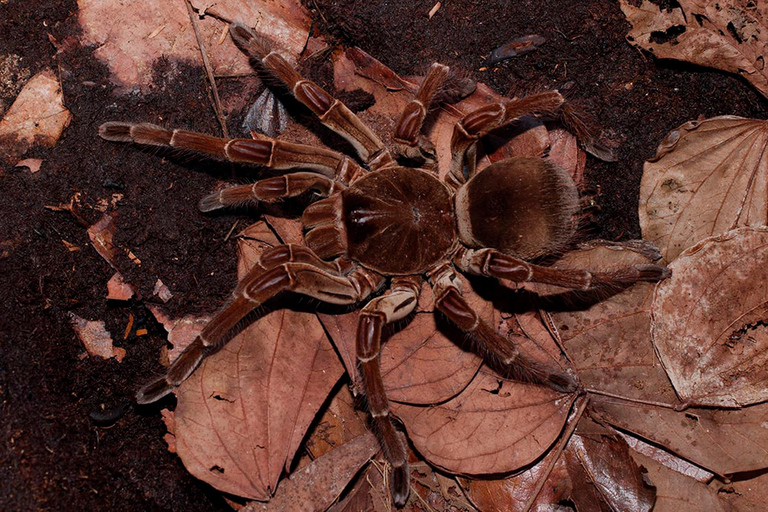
<box><xmin>1</xmin><ymin>0</ymin><xmax>765</xmax><ymax>510</ymax></box>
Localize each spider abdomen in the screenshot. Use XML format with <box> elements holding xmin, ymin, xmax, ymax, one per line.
<box><xmin>342</xmin><ymin>167</ymin><xmax>457</xmax><ymax>275</ymax></box>
<box><xmin>455</xmin><ymin>157</ymin><xmax>579</xmax><ymax>259</ymax></box>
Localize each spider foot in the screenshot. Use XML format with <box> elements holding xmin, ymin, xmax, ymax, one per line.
<box><xmin>391</xmin><ymin>463</ymin><xmax>409</xmax><ymax>507</ymax></box>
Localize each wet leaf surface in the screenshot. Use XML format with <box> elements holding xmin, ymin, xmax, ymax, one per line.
<box><xmin>639</xmin><ymin>116</ymin><xmax>768</xmax><ymax>263</ymax></box>
<box><xmin>652</xmin><ymin>227</ymin><xmax>768</xmax><ymax>407</ymax></box>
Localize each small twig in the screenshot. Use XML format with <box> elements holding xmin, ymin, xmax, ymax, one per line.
<box><xmin>523</xmin><ymin>394</ymin><xmax>589</xmax><ymax>512</ymax></box>
<box><xmin>185</xmin><ymin>0</ymin><xmax>229</xmax><ymax>138</ymax></box>
<box><xmin>222</xmin><ymin>219</ymin><xmax>240</xmax><ymax>243</ymax></box>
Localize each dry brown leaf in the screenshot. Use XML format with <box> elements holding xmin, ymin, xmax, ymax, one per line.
<box><xmin>68</xmin><ymin>312</ymin><xmax>125</xmax><ymax>362</ymax></box>
<box><xmin>302</xmin><ymin>384</ymin><xmax>368</xmax><ymax>462</ymax></box>
<box><xmin>407</xmin><ymin>462</ymin><xmax>476</xmax><ymax>511</ymax></box>
<box><xmin>147</xmin><ymin>305</ymin><xmax>209</xmax><ymax>366</ymax></box>
<box><xmin>152</xmin><ymin>279</ymin><xmax>173</xmax><ymax>302</ymax></box>
<box><xmin>0</xmin><ymin>69</ymin><xmax>71</xmax><ymax>161</ymax></box>
<box><xmin>568</xmin><ymin>419</ymin><xmax>655</xmax><ymax>512</ymax></box>
<box><xmin>87</xmin><ymin>211</ymin><xmax>120</xmax><ymax>270</ymax></box>
<box><xmin>328</xmin><ymin>463</ymin><xmax>390</xmax><ymax>512</ymax></box>
<box><xmin>630</xmin><ymin>451</ymin><xmax>725</xmax><ymax>512</ymax></box>
<box><xmin>652</xmin><ymin>227</ymin><xmax>768</xmax><ymax>407</ymax></box>
<box><xmin>620</xmin><ymin>0</ymin><xmax>768</xmax><ymax>99</ymax></box>
<box><xmin>593</xmin><ymin>396</ymin><xmax>768</xmax><ymax>476</ymax></box>
<box><xmin>639</xmin><ymin>116</ymin><xmax>768</xmax><ymax>263</ymax></box>
<box><xmin>392</xmin><ymin>367</ymin><xmax>575</xmax><ymax>475</ymax></box>
<box><xmin>78</xmin><ymin>0</ymin><xmax>310</xmax><ymax>92</ymax></box>
<box><xmin>14</xmin><ymin>158</ymin><xmax>43</xmax><ymax>173</ymax></box>
<box><xmin>172</xmin><ymin>220</ymin><xmax>344</xmax><ymax>500</ymax></box>
<box><xmin>716</xmin><ymin>470</ymin><xmax>768</xmax><ymax>511</ymax></box>
<box><xmin>619</xmin><ymin>432</ymin><xmax>714</xmax><ymax>483</ymax></box>
<box><xmin>530</xmin><ymin>242</ymin><xmax>679</xmax><ymax>404</ymax></box>
<box><xmin>244</xmin><ymin>432</ymin><xmax>378</xmax><ymax>512</ymax></box>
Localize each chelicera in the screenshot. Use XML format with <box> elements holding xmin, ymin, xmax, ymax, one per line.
<box><xmin>99</xmin><ymin>22</ymin><xmax>668</xmax><ymax>507</ymax></box>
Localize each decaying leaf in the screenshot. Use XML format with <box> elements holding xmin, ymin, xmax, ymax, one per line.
<box><xmin>593</xmin><ymin>396</ymin><xmax>768</xmax><ymax>476</ymax></box>
<box><xmin>106</xmin><ymin>272</ymin><xmax>135</xmax><ymax>301</ymax></box>
<box><xmin>639</xmin><ymin>116</ymin><xmax>768</xmax><ymax>262</ymax></box>
<box><xmin>78</xmin><ymin>0</ymin><xmax>310</xmax><ymax>92</ymax></box>
<box><xmin>243</xmin><ymin>432</ymin><xmax>378</xmax><ymax>512</ymax></box>
<box><xmin>0</xmin><ymin>68</ymin><xmax>71</xmax><ymax>161</ymax></box>
<box><xmin>620</xmin><ymin>432</ymin><xmax>713</xmax><ymax>483</ymax></box>
<box><xmin>171</xmin><ymin>220</ymin><xmax>344</xmax><ymax>500</ymax></box>
<box><xmin>652</xmin><ymin>227</ymin><xmax>768</xmax><ymax>407</ymax></box>
<box><xmin>620</xmin><ymin>0</ymin><xmax>768</xmax><ymax>99</ymax></box>
<box><xmin>630</xmin><ymin>451</ymin><xmax>725</xmax><ymax>512</ymax></box>
<box><xmin>68</xmin><ymin>312</ymin><xmax>125</xmax><ymax>362</ymax></box>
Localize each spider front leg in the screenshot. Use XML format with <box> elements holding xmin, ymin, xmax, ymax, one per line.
<box><xmin>393</xmin><ymin>63</ymin><xmax>449</xmax><ymax>166</ymax></box>
<box><xmin>449</xmin><ymin>91</ymin><xmax>565</xmax><ymax>185</ymax></box>
<box><xmin>229</xmin><ymin>23</ymin><xmax>394</xmax><ymax>170</ymax></box>
<box><xmin>356</xmin><ymin>276</ymin><xmax>421</xmax><ymax>507</ymax></box>
<box><xmin>429</xmin><ymin>265</ymin><xmax>578</xmax><ymax>393</ymax></box>
<box><xmin>455</xmin><ymin>247</ymin><xmax>670</xmax><ymax>289</ymax></box>
<box><xmin>137</xmin><ymin>248</ymin><xmax>384</xmax><ymax>404</ymax></box>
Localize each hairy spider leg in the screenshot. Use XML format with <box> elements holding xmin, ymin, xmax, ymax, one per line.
<box><xmin>355</xmin><ymin>276</ymin><xmax>421</xmax><ymax>507</ymax></box>
<box><xmin>136</xmin><ymin>246</ymin><xmax>384</xmax><ymax>404</ymax></box>
<box><xmin>392</xmin><ymin>62</ymin><xmax>449</xmax><ymax>166</ymax></box>
<box><xmin>229</xmin><ymin>23</ymin><xmax>395</xmax><ymax>170</ymax></box>
<box><xmin>99</xmin><ymin>122</ymin><xmax>365</xmax><ymax>180</ymax></box>
<box><xmin>429</xmin><ymin>265</ymin><xmax>578</xmax><ymax>393</ymax></box>
<box><xmin>448</xmin><ymin>91</ymin><xmax>565</xmax><ymax>186</ymax></box>
<box><xmin>455</xmin><ymin>247</ymin><xmax>671</xmax><ymax>290</ymax></box>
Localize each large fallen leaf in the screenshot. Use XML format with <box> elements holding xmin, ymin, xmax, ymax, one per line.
<box><xmin>529</xmin><ymin>242</ymin><xmax>679</xmax><ymax>404</ymax></box>
<box><xmin>392</xmin><ymin>367</ymin><xmax>575</xmax><ymax>475</ymax></box>
<box><xmin>630</xmin><ymin>451</ymin><xmax>725</xmax><ymax>512</ymax></box>
<box><xmin>173</xmin><ymin>221</ymin><xmax>344</xmax><ymax>500</ymax></box>
<box><xmin>244</xmin><ymin>432</ymin><xmax>378</xmax><ymax>512</ymax></box>
<box><xmin>620</xmin><ymin>0</ymin><xmax>768</xmax><ymax>99</ymax></box>
<box><xmin>78</xmin><ymin>0</ymin><xmax>310</xmax><ymax>91</ymax></box>
<box><xmin>0</xmin><ymin>68</ymin><xmax>71</xmax><ymax>161</ymax></box>
<box><xmin>593</xmin><ymin>396</ymin><xmax>768</xmax><ymax>475</ymax></box>
<box><xmin>639</xmin><ymin>116</ymin><xmax>768</xmax><ymax>262</ymax></box>
<box><xmin>652</xmin><ymin>227</ymin><xmax>768</xmax><ymax>407</ymax></box>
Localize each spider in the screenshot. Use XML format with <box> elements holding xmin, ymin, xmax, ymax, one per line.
<box><xmin>99</xmin><ymin>22</ymin><xmax>668</xmax><ymax>507</ymax></box>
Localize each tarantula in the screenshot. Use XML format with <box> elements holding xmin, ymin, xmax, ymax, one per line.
<box><xmin>100</xmin><ymin>22</ymin><xmax>668</xmax><ymax>507</ymax></box>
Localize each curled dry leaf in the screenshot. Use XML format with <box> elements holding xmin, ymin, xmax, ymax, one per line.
<box><xmin>78</xmin><ymin>0</ymin><xmax>310</xmax><ymax>91</ymax></box>
<box><xmin>0</xmin><ymin>69</ymin><xmax>71</xmax><ymax>161</ymax></box>
<box><xmin>392</xmin><ymin>367</ymin><xmax>575</xmax><ymax>475</ymax></box>
<box><xmin>630</xmin><ymin>451</ymin><xmax>726</xmax><ymax>512</ymax></box>
<box><xmin>620</xmin><ymin>0</ymin><xmax>768</xmax><ymax>99</ymax></box>
<box><xmin>639</xmin><ymin>116</ymin><xmax>768</xmax><ymax>263</ymax></box>
<box><xmin>68</xmin><ymin>312</ymin><xmax>125</xmax><ymax>362</ymax></box>
<box><xmin>172</xmin><ymin>221</ymin><xmax>344</xmax><ymax>500</ymax></box>
<box><xmin>619</xmin><ymin>431</ymin><xmax>713</xmax><ymax>483</ymax></box>
<box><xmin>593</xmin><ymin>396</ymin><xmax>768</xmax><ymax>475</ymax></box>
<box><xmin>243</xmin><ymin>432</ymin><xmax>379</xmax><ymax>512</ymax></box>
<box><xmin>652</xmin><ymin>227</ymin><xmax>768</xmax><ymax>407</ymax></box>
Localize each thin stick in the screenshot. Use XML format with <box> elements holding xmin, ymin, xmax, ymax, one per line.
<box><xmin>523</xmin><ymin>394</ymin><xmax>589</xmax><ymax>512</ymax></box>
<box><xmin>185</xmin><ymin>0</ymin><xmax>229</xmax><ymax>138</ymax></box>
<box><xmin>586</xmin><ymin>388</ymin><xmax>689</xmax><ymax>411</ymax></box>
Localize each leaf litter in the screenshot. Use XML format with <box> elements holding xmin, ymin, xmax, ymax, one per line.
<box><xmin>72</xmin><ymin>0</ymin><xmax>768</xmax><ymax>508</ymax></box>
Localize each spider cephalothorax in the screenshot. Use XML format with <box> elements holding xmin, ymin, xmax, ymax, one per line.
<box><xmin>99</xmin><ymin>22</ymin><xmax>668</xmax><ymax>507</ymax></box>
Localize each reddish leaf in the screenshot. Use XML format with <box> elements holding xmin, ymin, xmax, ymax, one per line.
<box><xmin>652</xmin><ymin>227</ymin><xmax>768</xmax><ymax>407</ymax></box>
<box><xmin>68</xmin><ymin>312</ymin><xmax>125</xmax><ymax>362</ymax></box>
<box><xmin>630</xmin><ymin>451</ymin><xmax>726</xmax><ymax>512</ymax></box>
<box><xmin>172</xmin><ymin>221</ymin><xmax>344</xmax><ymax>499</ymax></box>
<box><xmin>392</xmin><ymin>367</ymin><xmax>575</xmax><ymax>475</ymax></box>
<box><xmin>346</xmin><ymin>47</ymin><xmax>416</xmax><ymax>91</ymax></box>
<box><xmin>243</xmin><ymin>432</ymin><xmax>378</xmax><ymax>512</ymax></box>
<box><xmin>593</xmin><ymin>397</ymin><xmax>768</xmax><ymax>476</ymax></box>
<box><xmin>619</xmin><ymin>432</ymin><xmax>713</xmax><ymax>483</ymax></box>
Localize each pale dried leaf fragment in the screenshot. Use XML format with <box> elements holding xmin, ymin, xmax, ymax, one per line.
<box><xmin>78</xmin><ymin>0</ymin><xmax>310</xmax><ymax>92</ymax></box>
<box><xmin>153</xmin><ymin>279</ymin><xmax>173</xmax><ymax>302</ymax></box>
<box><xmin>14</xmin><ymin>158</ymin><xmax>43</xmax><ymax>173</ymax></box>
<box><xmin>619</xmin><ymin>432</ymin><xmax>713</xmax><ymax>483</ymax></box>
<box><xmin>652</xmin><ymin>227</ymin><xmax>768</xmax><ymax>407</ymax></box>
<box><xmin>639</xmin><ymin>116</ymin><xmax>768</xmax><ymax>262</ymax></box>
<box><xmin>620</xmin><ymin>0</ymin><xmax>768</xmax><ymax>98</ymax></box>
<box><xmin>106</xmin><ymin>272</ymin><xmax>135</xmax><ymax>301</ymax></box>
<box><xmin>0</xmin><ymin>69</ymin><xmax>71</xmax><ymax>160</ymax></box>
<box><xmin>68</xmin><ymin>312</ymin><xmax>125</xmax><ymax>362</ymax></box>
<box><xmin>172</xmin><ymin>220</ymin><xmax>344</xmax><ymax>500</ymax></box>
<box><xmin>87</xmin><ymin>212</ymin><xmax>119</xmax><ymax>270</ymax></box>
